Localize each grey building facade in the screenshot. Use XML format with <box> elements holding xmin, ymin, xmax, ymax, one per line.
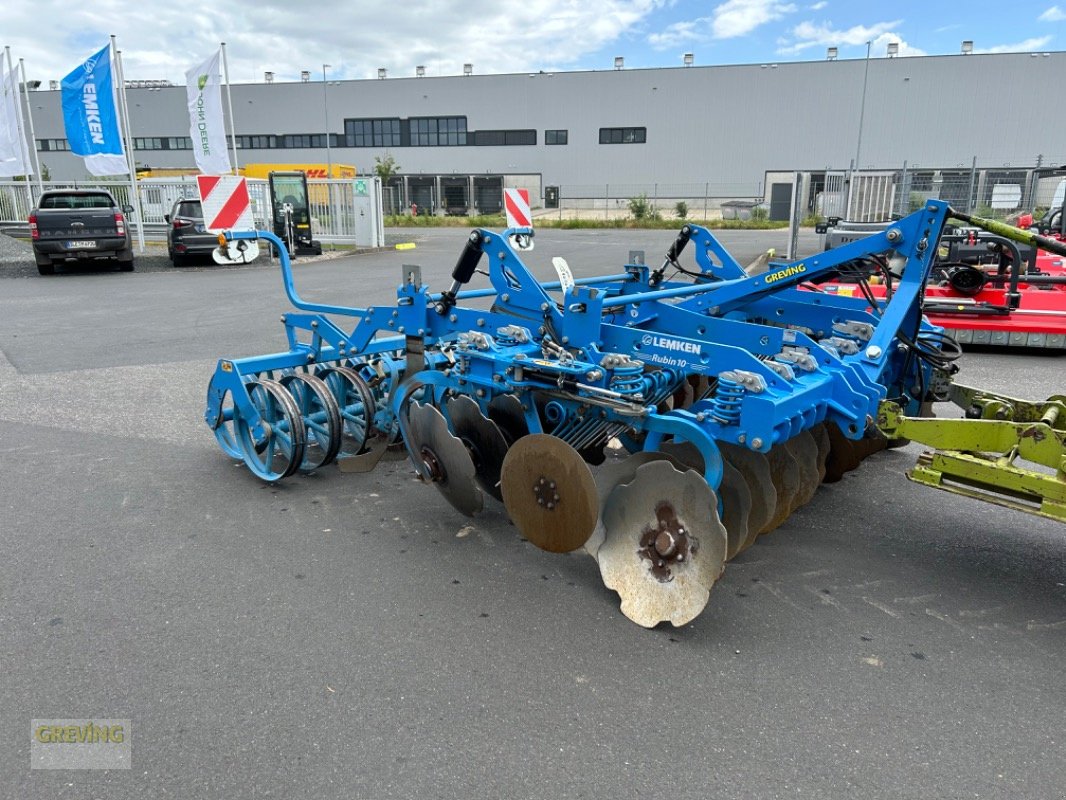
<box><xmin>23</xmin><ymin>51</ymin><xmax>1066</xmax><ymax>215</ymax></box>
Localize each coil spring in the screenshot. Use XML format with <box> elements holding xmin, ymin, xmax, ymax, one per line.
<box><xmin>710</xmin><ymin>376</ymin><xmax>744</xmax><ymax>425</ymax></box>
<box><xmin>610</xmin><ymin>362</ymin><xmax>645</xmax><ymax>396</ymax></box>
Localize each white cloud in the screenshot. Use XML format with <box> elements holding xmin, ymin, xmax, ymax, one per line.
<box><xmin>975</xmin><ymin>36</ymin><xmax>1054</xmax><ymax>53</ymax></box>
<box><xmin>711</xmin><ymin>0</ymin><xmax>798</xmax><ymax>39</ymax></box>
<box><xmin>870</xmin><ymin>33</ymin><xmax>926</xmax><ymax>57</ymax></box>
<box><xmin>809</xmin><ymin>2</ymin><xmax>827</xmax><ymax>9</ymax></box>
<box><xmin>776</xmin><ymin>18</ymin><xmax>903</xmax><ymax>54</ymax></box>
<box><xmin>1038</xmin><ymin>5</ymin><xmax>1066</xmax><ymax>21</ymax></box>
<box><xmin>5</xmin><ymin>0</ymin><xmax>668</xmax><ymax>85</ymax></box>
<box><xmin>648</xmin><ymin>18</ymin><xmax>710</xmax><ymax>49</ymax></box>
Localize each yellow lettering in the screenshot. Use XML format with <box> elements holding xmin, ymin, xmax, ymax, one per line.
<box><xmin>35</xmin><ymin>726</ymin><xmax>50</xmax><ymax>743</ymax></box>
<box><xmin>110</xmin><ymin>726</ymin><xmax>124</xmax><ymax>743</ymax></box>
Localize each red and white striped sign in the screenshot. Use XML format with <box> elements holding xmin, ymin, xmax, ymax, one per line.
<box><xmin>504</xmin><ymin>188</ymin><xmax>532</xmax><ymax>229</ymax></box>
<box><xmin>197</xmin><ymin>174</ymin><xmax>253</xmax><ymax>233</ymax></box>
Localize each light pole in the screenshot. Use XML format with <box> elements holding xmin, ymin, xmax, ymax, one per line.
<box><xmin>850</xmin><ymin>40</ymin><xmax>872</xmax><ymax>218</ymax></box>
<box><xmin>854</xmin><ymin>40</ymin><xmax>872</xmax><ymax>175</ymax></box>
<box><xmin>322</xmin><ymin>64</ymin><xmax>332</xmax><ymax>177</ymax></box>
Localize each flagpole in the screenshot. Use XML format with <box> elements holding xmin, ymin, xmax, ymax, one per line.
<box><xmin>111</xmin><ymin>36</ymin><xmax>145</xmax><ymax>253</ymax></box>
<box><xmin>18</xmin><ymin>58</ymin><xmax>44</xmax><ymax>193</ymax></box>
<box><xmin>220</xmin><ymin>42</ymin><xmax>239</xmax><ymax>172</ymax></box>
<box><xmin>3</xmin><ymin>46</ymin><xmax>33</xmax><ymax>186</ymax></box>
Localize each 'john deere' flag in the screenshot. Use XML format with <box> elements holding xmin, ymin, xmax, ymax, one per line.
<box><xmin>60</xmin><ymin>44</ymin><xmax>128</xmax><ymax>176</ymax></box>
<box><xmin>185</xmin><ymin>50</ymin><xmax>231</xmax><ymax>175</ymax></box>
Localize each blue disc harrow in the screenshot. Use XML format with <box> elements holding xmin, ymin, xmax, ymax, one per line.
<box><xmin>205</xmin><ymin>200</ymin><xmax>1065</xmax><ymax>627</ymax></box>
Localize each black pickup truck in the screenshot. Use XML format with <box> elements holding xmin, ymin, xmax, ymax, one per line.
<box><xmin>29</xmin><ymin>189</ymin><xmax>135</xmax><ymax>275</ymax></box>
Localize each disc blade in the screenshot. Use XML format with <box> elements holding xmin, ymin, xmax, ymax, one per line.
<box><xmin>810</xmin><ymin>423</ymin><xmax>830</xmax><ymax>483</ymax></box>
<box><xmin>407</xmin><ymin>401</ymin><xmax>483</xmax><ymax>516</ymax></box>
<box><xmin>718</xmin><ymin>442</ymin><xmax>777</xmax><ymax>551</ymax></box>
<box><xmin>719</xmin><ymin>461</ymin><xmax>752</xmax><ymax>561</ymax></box>
<box><xmin>487</xmin><ymin>393</ymin><xmax>529</xmax><ymax>446</ymax></box>
<box><xmin>762</xmin><ymin>442</ymin><xmax>801</xmax><ymax>533</ymax></box>
<box><xmin>585</xmin><ymin>449</ymin><xmax>688</xmax><ymax>558</ymax></box>
<box><xmin>823</xmin><ymin>422</ymin><xmax>865</xmax><ymax>482</ymax></box>
<box><xmin>500</xmin><ymin>434</ymin><xmax>598</xmax><ymax>553</ymax></box>
<box><xmin>446</xmin><ymin>394</ymin><xmax>509</xmax><ymax>501</ymax></box>
<box><xmin>785</xmin><ymin>430</ymin><xmax>821</xmax><ymax>511</ymax></box>
<box><xmin>654</xmin><ymin>441</ymin><xmax>750</xmax><ymax>562</ymax></box>
<box><xmin>598</xmin><ymin>461</ymin><xmax>727</xmax><ymax>628</ymax></box>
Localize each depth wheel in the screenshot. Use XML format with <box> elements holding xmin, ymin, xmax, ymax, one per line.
<box><xmin>234</xmin><ymin>378</ymin><xmax>306</xmax><ymax>481</ymax></box>
<box><xmin>281</xmin><ymin>372</ymin><xmax>342</xmax><ymax>472</ymax></box>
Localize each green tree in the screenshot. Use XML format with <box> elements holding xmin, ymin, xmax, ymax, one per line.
<box><xmin>374</xmin><ymin>152</ymin><xmax>400</xmax><ymax>182</ymax></box>
<box><xmin>674</xmin><ymin>200</ymin><xmax>688</xmax><ymax>220</ymax></box>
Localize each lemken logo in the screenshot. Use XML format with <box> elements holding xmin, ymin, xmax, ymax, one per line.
<box><xmin>640</xmin><ymin>333</ymin><xmax>701</xmax><ymax>354</ymax></box>
<box><xmin>764</xmin><ymin>263</ymin><xmax>807</xmax><ymax>284</ymax></box>
<box><xmin>197</xmin><ymin>74</ymin><xmax>209</xmax><ymax>91</ymax></box>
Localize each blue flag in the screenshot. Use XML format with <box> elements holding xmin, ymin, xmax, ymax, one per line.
<box><xmin>61</xmin><ymin>44</ymin><xmax>128</xmax><ymax>176</ymax></box>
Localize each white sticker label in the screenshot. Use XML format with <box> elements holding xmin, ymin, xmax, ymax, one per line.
<box><xmin>552</xmin><ymin>256</ymin><xmax>576</xmax><ymax>296</ymax></box>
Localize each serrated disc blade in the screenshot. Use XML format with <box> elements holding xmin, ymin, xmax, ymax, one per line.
<box><xmin>762</xmin><ymin>442</ymin><xmax>801</xmax><ymax>533</ymax></box>
<box><xmin>598</xmin><ymin>461</ymin><xmax>727</xmax><ymax>628</ymax></box>
<box><xmin>718</xmin><ymin>442</ymin><xmax>777</xmax><ymax>550</ymax></box>
<box><xmin>823</xmin><ymin>422</ymin><xmax>865</xmax><ymax>483</ymax></box>
<box><xmin>407</xmin><ymin>401</ymin><xmax>483</xmax><ymax>516</ymax></box>
<box><xmin>500</xmin><ymin>434</ymin><xmax>598</xmax><ymax>553</ymax></box>
<box><xmin>810</xmin><ymin>423</ymin><xmax>830</xmax><ymax>483</ymax></box>
<box><xmin>487</xmin><ymin>393</ymin><xmax>529</xmax><ymax>446</ymax></box>
<box><xmin>785</xmin><ymin>430</ymin><xmax>821</xmax><ymax>511</ymax></box>
<box><xmin>585</xmin><ymin>449</ymin><xmax>687</xmax><ymax>558</ymax></box>
<box><xmin>446</xmin><ymin>394</ymin><xmax>509</xmax><ymax>502</ymax></box>
<box><xmin>654</xmin><ymin>441</ymin><xmax>750</xmax><ymax>562</ymax></box>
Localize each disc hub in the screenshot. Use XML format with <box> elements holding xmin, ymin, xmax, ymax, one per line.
<box><xmin>420</xmin><ymin>446</ymin><xmax>444</xmax><ymax>482</ymax></box>
<box><xmin>638</xmin><ymin>502</ymin><xmax>697</xmax><ymax>582</ymax></box>
<box><xmin>532</xmin><ymin>477</ymin><xmax>561</xmax><ymax>510</ymax></box>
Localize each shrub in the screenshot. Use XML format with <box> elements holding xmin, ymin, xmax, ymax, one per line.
<box><xmin>628</xmin><ymin>194</ymin><xmax>661</xmax><ymax>221</ymax></box>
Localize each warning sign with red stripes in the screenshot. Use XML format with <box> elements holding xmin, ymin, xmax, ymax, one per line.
<box><xmin>504</xmin><ymin>188</ymin><xmax>532</xmax><ymax>229</ymax></box>
<box><xmin>197</xmin><ymin>174</ymin><xmax>254</xmax><ymax>233</ymax></box>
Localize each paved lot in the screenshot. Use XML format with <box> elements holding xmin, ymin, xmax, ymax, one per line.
<box><xmin>1</xmin><ymin>227</ymin><xmax>1063</xmax><ymax>799</ymax></box>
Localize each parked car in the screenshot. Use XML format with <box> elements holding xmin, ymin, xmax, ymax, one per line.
<box><xmin>29</xmin><ymin>189</ymin><xmax>134</xmax><ymax>275</ymax></box>
<box><xmin>165</xmin><ymin>199</ymin><xmax>218</xmax><ymax>266</ymax></box>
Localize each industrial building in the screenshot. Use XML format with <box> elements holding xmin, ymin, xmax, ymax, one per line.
<box><xmin>20</xmin><ymin>49</ymin><xmax>1066</xmax><ymax>218</ymax></box>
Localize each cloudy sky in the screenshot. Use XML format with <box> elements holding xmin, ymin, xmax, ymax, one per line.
<box><xmin>4</xmin><ymin>0</ymin><xmax>1065</xmax><ymax>85</ymax></box>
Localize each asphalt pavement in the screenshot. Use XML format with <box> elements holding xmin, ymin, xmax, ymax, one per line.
<box><xmin>1</xmin><ymin>227</ymin><xmax>1063</xmax><ymax>799</ymax></box>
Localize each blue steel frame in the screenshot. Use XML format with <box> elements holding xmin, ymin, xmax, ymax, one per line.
<box><xmin>206</xmin><ymin>202</ymin><xmax>950</xmax><ymax>487</ymax></box>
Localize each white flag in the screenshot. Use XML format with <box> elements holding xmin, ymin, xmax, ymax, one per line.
<box><xmin>185</xmin><ymin>50</ymin><xmax>231</xmax><ymax>175</ymax></box>
<box><xmin>0</xmin><ymin>67</ymin><xmax>31</xmax><ymax>177</ymax></box>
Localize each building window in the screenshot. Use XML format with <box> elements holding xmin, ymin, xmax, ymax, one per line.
<box><xmin>233</xmin><ymin>135</ymin><xmax>278</xmax><ymax>150</ymax></box>
<box><xmin>133</xmin><ymin>137</ymin><xmax>164</xmax><ymax>150</ymax></box>
<box><xmin>345</xmin><ymin>118</ymin><xmax>401</xmax><ymax>147</ymax></box>
<box><xmin>545</xmin><ymin>129</ymin><xmax>568</xmax><ymax>145</ymax></box>
<box><xmin>279</xmin><ymin>134</ymin><xmax>332</xmax><ymax>148</ymax></box>
<box><xmin>411</xmin><ymin>116</ymin><xmax>467</xmax><ymax>146</ymax></box>
<box><xmin>37</xmin><ymin>139</ymin><xmax>70</xmax><ymax>151</ymax></box>
<box><xmin>599</xmin><ymin>127</ymin><xmax>646</xmax><ymax>144</ymax></box>
<box><xmin>473</xmin><ymin>129</ymin><xmax>536</xmax><ymax>146</ymax></box>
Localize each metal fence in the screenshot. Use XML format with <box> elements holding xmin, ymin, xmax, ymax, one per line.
<box><xmin>815</xmin><ymin>162</ymin><xmax>1066</xmax><ymax>223</ymax></box>
<box><xmin>534</xmin><ymin>181</ymin><xmax>765</xmax><ymax>220</ymax></box>
<box><xmin>0</xmin><ymin>177</ymin><xmax>385</xmax><ymax>246</ymax></box>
